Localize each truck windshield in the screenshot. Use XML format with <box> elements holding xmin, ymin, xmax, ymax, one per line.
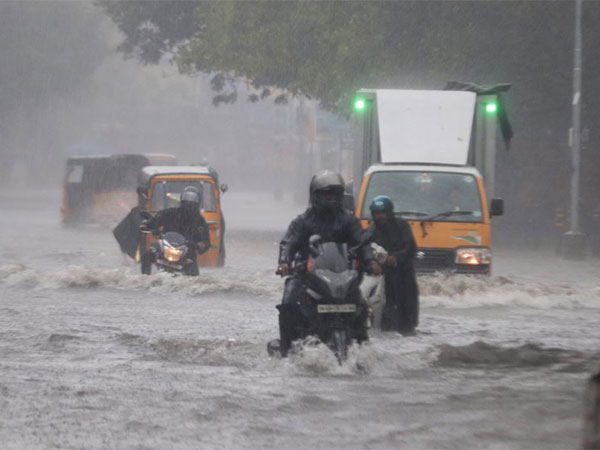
<box><xmin>361</xmin><ymin>171</ymin><xmax>483</xmax><ymax>222</ymax></box>
<box><xmin>151</xmin><ymin>180</ymin><xmax>216</xmax><ymax>212</ymax></box>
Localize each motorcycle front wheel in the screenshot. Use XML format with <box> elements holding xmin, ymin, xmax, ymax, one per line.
<box><xmin>330</xmin><ymin>329</ymin><xmax>348</xmax><ymax>364</ymax></box>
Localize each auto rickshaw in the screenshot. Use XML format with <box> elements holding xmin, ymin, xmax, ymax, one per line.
<box><xmin>61</xmin><ymin>153</ymin><xmax>177</xmax><ymax>226</ymax></box>
<box><xmin>136</xmin><ymin>166</ymin><xmax>227</xmax><ymax>267</ymax></box>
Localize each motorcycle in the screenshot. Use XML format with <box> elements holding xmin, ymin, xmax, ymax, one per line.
<box><xmin>139</xmin><ymin>212</ymin><xmax>196</xmax><ymax>276</ymax></box>
<box><xmin>270</xmin><ymin>235</ymin><xmax>367</xmax><ymax>364</ymax></box>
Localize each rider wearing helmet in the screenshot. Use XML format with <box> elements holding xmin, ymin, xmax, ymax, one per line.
<box><xmin>275</xmin><ymin>171</ymin><xmax>381</xmax><ymax>356</ymax></box>
<box><xmin>141</xmin><ymin>187</ymin><xmax>210</xmax><ymax>276</ymax></box>
<box><xmin>368</xmin><ymin>195</ymin><xmax>419</xmax><ymax>335</ymax></box>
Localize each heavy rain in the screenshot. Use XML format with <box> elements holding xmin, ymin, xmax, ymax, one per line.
<box><xmin>0</xmin><ymin>1</ymin><xmax>599</xmax><ymax>449</ymax></box>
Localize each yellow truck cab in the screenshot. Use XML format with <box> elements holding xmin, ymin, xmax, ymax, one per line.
<box><xmin>356</xmin><ymin>164</ymin><xmax>503</xmax><ymax>274</ymax></box>
<box><xmin>137</xmin><ymin>166</ymin><xmax>226</xmax><ymax>267</ymax></box>
<box><xmin>352</xmin><ymin>88</ymin><xmax>507</xmax><ymax>274</ymax></box>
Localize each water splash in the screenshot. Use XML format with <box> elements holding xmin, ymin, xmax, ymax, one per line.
<box><xmin>419</xmin><ymin>273</ymin><xmax>600</xmax><ymax>309</ymax></box>
<box><xmin>0</xmin><ymin>263</ymin><xmax>280</xmax><ymax>298</ymax></box>
<box><xmin>1</xmin><ymin>263</ymin><xmax>598</xmax><ymax>310</ymax></box>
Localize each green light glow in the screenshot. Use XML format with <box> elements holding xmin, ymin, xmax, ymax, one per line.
<box><xmin>354</xmin><ymin>99</ymin><xmax>366</xmax><ymax>111</ymax></box>
<box><xmin>485</xmin><ymin>102</ymin><xmax>498</xmax><ymax>113</ymax></box>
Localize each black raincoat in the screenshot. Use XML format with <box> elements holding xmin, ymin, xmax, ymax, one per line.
<box><xmin>279</xmin><ymin>207</ymin><xmax>373</xmax><ymax>265</ymax></box>
<box><xmin>146</xmin><ymin>207</ymin><xmax>210</xmax><ymax>251</ymax></box>
<box><xmin>368</xmin><ymin>215</ymin><xmax>419</xmax><ymax>333</ymax></box>
<box><xmin>113</xmin><ymin>206</ymin><xmax>210</xmax><ymax>260</ymax></box>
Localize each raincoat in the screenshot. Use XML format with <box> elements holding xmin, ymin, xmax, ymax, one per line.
<box><xmin>279</xmin><ymin>207</ymin><xmax>373</xmax><ymax>265</ymax></box>
<box><xmin>368</xmin><ymin>214</ymin><xmax>419</xmax><ymax>333</ymax></box>
<box><xmin>146</xmin><ymin>207</ymin><xmax>210</xmax><ymax>251</ymax></box>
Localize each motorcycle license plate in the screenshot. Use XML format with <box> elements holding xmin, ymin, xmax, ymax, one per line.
<box><xmin>317</xmin><ymin>304</ymin><xmax>357</xmax><ymax>313</ymax></box>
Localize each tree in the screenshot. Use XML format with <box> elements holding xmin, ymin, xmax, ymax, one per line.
<box><xmin>100</xmin><ymin>0</ymin><xmax>600</xmax><ymax>240</ymax></box>
<box><xmin>98</xmin><ymin>0</ymin><xmax>201</xmax><ymax>64</ymax></box>
<box><xmin>98</xmin><ymin>1</ymin><xmax>598</xmax><ymax>115</ymax></box>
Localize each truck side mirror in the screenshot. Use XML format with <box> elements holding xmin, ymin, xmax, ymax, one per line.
<box><xmin>490</xmin><ymin>198</ymin><xmax>504</xmax><ymax>217</ymax></box>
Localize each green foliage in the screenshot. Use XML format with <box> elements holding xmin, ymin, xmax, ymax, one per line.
<box><xmin>99</xmin><ymin>1</ymin><xmax>599</xmax><ymax>115</ymax></box>
<box><xmin>174</xmin><ymin>2</ymin><xmax>390</xmax><ymax>109</ymax></box>
<box><xmin>98</xmin><ymin>0</ymin><xmax>600</xmax><ymax>220</ymax></box>
<box><xmin>97</xmin><ymin>0</ymin><xmax>202</xmax><ymax>64</ymax></box>
<box><xmin>101</xmin><ymin>1</ymin><xmax>402</xmax><ymax>109</ymax></box>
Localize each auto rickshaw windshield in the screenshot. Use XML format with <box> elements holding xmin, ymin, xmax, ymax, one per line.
<box><xmin>151</xmin><ymin>180</ymin><xmax>216</xmax><ymax>212</ymax></box>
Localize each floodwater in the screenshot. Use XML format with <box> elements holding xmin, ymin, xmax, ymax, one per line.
<box><xmin>0</xmin><ymin>188</ymin><xmax>598</xmax><ymax>449</ymax></box>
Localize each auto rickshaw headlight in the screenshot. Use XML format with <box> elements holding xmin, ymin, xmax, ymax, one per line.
<box><xmin>455</xmin><ymin>248</ymin><xmax>491</xmax><ymax>265</ymax></box>
<box><xmin>164</xmin><ymin>247</ymin><xmax>183</xmax><ymax>262</ymax></box>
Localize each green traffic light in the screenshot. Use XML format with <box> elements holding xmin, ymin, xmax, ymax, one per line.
<box><xmin>485</xmin><ymin>102</ymin><xmax>498</xmax><ymax>113</ymax></box>
<box><xmin>354</xmin><ymin>99</ymin><xmax>366</xmax><ymax>111</ymax></box>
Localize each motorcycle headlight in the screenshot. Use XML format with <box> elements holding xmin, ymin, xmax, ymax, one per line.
<box><xmin>164</xmin><ymin>247</ymin><xmax>183</xmax><ymax>262</ymax></box>
<box><xmin>455</xmin><ymin>247</ymin><xmax>491</xmax><ymax>265</ymax></box>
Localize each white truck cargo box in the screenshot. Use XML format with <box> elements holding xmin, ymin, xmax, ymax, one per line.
<box><xmin>374</xmin><ymin>89</ymin><xmax>476</xmax><ymax>165</ymax></box>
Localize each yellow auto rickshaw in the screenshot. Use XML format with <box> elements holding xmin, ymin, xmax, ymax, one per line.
<box><xmin>136</xmin><ymin>166</ymin><xmax>227</xmax><ymax>267</ymax></box>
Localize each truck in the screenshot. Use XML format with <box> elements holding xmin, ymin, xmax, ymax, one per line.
<box><xmin>352</xmin><ymin>87</ymin><xmax>509</xmax><ymax>274</ymax></box>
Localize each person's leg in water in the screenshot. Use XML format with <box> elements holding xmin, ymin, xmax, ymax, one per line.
<box><xmin>277</xmin><ymin>276</ymin><xmax>304</xmax><ymax>357</ymax></box>
<box><xmin>351</xmin><ymin>290</ymin><xmax>370</xmax><ymax>343</ymax></box>
<box><xmin>184</xmin><ymin>248</ymin><xmax>199</xmax><ymax>276</ymax></box>
<box><xmin>141</xmin><ymin>243</ymin><xmax>159</xmax><ymax>275</ymax></box>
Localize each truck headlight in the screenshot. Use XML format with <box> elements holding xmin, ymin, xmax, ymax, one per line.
<box><xmin>455</xmin><ymin>247</ymin><xmax>491</xmax><ymax>265</ymax></box>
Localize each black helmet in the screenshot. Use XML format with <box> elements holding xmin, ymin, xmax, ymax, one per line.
<box><xmin>180</xmin><ymin>188</ymin><xmax>200</xmax><ymax>214</ymax></box>
<box><xmin>182</xmin><ymin>185</ymin><xmax>201</xmax><ymax>196</ymax></box>
<box><xmin>180</xmin><ymin>189</ymin><xmax>200</xmax><ymax>204</ymax></box>
<box><xmin>309</xmin><ymin>170</ymin><xmax>345</xmax><ymax>212</ymax></box>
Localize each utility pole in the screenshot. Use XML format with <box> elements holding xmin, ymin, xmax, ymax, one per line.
<box><xmin>563</xmin><ymin>0</ymin><xmax>587</xmax><ymax>260</ymax></box>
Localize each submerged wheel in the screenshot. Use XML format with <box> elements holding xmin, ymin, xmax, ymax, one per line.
<box><xmin>331</xmin><ymin>329</ymin><xmax>348</xmax><ymax>364</ymax></box>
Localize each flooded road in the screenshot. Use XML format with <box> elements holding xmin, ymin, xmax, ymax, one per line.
<box><xmin>0</xmin><ymin>189</ymin><xmax>598</xmax><ymax>449</ymax></box>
